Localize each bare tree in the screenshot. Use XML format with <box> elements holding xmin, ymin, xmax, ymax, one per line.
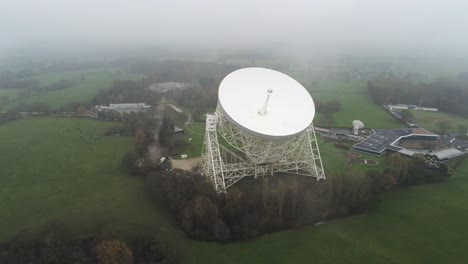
<box><xmin>275</xmin><ymin>182</ymin><xmax>287</xmax><ymax>217</ymax></box>
<box><xmin>458</xmin><ymin>124</ymin><xmax>467</xmax><ymax>136</ymax></box>
<box><xmin>437</xmin><ymin>120</ymin><xmax>451</xmax><ymax>134</ymax></box>
<box><xmin>400</xmin><ymin>109</ymin><xmax>414</xmax><ymax>123</ymax></box>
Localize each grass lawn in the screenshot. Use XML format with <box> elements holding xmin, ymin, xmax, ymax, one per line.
<box><xmin>180</xmin><ymin>122</ymin><xmax>205</xmax><ymax>158</ymax></box>
<box><xmin>182</xmin><ymin>158</ymin><xmax>468</xmax><ymax>264</ymax></box>
<box><xmin>309</xmin><ymin>80</ymin><xmax>403</xmax><ymax>129</ymax></box>
<box><xmin>0</xmin><ymin>70</ymin><xmax>144</xmax><ymax>110</ymax></box>
<box><xmin>0</xmin><ymin>117</ymin><xmax>182</xmax><ymax>243</ymax></box>
<box><xmin>317</xmin><ymin>137</ymin><xmax>387</xmax><ymax>175</ymax></box>
<box><xmin>181</xmin><ymin>121</ymin><xmax>386</xmax><ymax>175</ymax></box>
<box><xmin>411</xmin><ymin>110</ymin><xmax>468</xmax><ymax>134</ymax></box>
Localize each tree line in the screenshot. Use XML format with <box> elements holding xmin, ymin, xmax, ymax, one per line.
<box><xmin>92</xmin><ymin>80</ymin><xmax>158</xmax><ymax>106</ymax></box>
<box><xmin>145</xmin><ymin>169</ymin><xmax>377</xmax><ymax>241</ymax></box>
<box><xmin>157</xmin><ymin>116</ymin><xmax>189</xmax><ymax>156</ymax></box>
<box><xmin>0</xmin><ymin>78</ymin><xmax>76</xmax><ymax>91</ymax></box>
<box><xmin>0</xmin><ymin>113</ymin><xmax>21</xmax><ymax>124</ymax></box>
<box><xmin>315</xmin><ymin>100</ymin><xmax>342</xmax><ymax>126</ymax></box>
<box><xmin>89</xmin><ymin>78</ymin><xmax>161</xmax><ymax>175</ymax></box>
<box><xmin>368</xmin><ymin>78</ymin><xmax>468</xmax><ymax>118</ymax></box>
<box><xmin>129</xmin><ymin>60</ymin><xmax>239</xmax><ymax>121</ymax></box>
<box><xmin>0</xmin><ymin>60</ymin><xmax>106</xmax><ymax>82</ymax></box>
<box><xmin>143</xmin><ymin>152</ymin><xmax>452</xmax><ymax>242</ymax></box>
<box><xmin>380</xmin><ymin>153</ymin><xmax>451</xmax><ymax>190</ymax></box>
<box><xmin>10</xmin><ymin>101</ymin><xmax>93</xmax><ymax>114</ymax></box>
<box><xmin>0</xmin><ymin>222</ymin><xmax>176</xmax><ymax>264</ymax></box>
<box><xmin>116</xmin><ymin>115</ymin><xmax>159</xmax><ymax>175</ymax></box>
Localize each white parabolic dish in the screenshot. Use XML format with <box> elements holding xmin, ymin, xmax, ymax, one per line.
<box><xmin>352</xmin><ymin>120</ymin><xmax>364</xmax><ymax>129</ymax></box>
<box><xmin>218</xmin><ymin>67</ymin><xmax>315</xmax><ymax>138</ymax></box>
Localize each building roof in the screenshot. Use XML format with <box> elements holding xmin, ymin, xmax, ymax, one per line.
<box><xmin>174</xmin><ymin>126</ymin><xmax>184</xmax><ymax>133</ymax></box>
<box><xmin>432</xmin><ymin>148</ymin><xmax>465</xmax><ymax>160</ymax></box>
<box><xmin>398</xmin><ymin>148</ymin><xmax>464</xmax><ymax>160</ymax></box>
<box><xmin>440</xmin><ymin>135</ymin><xmax>468</xmax><ymax>152</ymax></box>
<box><xmin>353</xmin><ymin>128</ymin><xmax>438</xmax><ymax>155</ymax></box>
<box><xmin>168</xmin><ymin>104</ymin><xmax>183</xmax><ymax>113</ymax></box>
<box><xmin>411</xmin><ymin>128</ymin><xmax>437</xmax><ymax>136</ymax></box>
<box><xmin>157</xmin><ymin>82</ymin><xmax>187</xmax><ymax>89</ymax></box>
<box><xmin>96</xmin><ymin>103</ymin><xmax>150</xmax><ymax>110</ymax></box>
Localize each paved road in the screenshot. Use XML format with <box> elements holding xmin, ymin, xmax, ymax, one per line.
<box><xmin>148</xmin><ymin>103</ymin><xmax>165</xmax><ymax>162</ymax></box>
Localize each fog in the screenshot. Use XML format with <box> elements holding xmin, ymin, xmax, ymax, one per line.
<box><xmin>2</xmin><ymin>0</ymin><xmax>468</xmax><ymax>56</ymax></box>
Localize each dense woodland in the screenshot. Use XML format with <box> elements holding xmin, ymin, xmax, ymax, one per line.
<box><xmin>315</xmin><ymin>100</ymin><xmax>342</xmax><ymax>126</ymax></box>
<box><xmin>368</xmin><ymin>78</ymin><xmax>468</xmax><ymax>117</ymax></box>
<box><xmin>110</xmin><ymin>115</ymin><xmax>159</xmax><ymax>175</ymax></box>
<box><xmin>92</xmin><ymin>80</ymin><xmax>158</xmax><ymax>105</ymax></box>
<box><xmin>158</xmin><ymin>116</ymin><xmax>189</xmax><ymax>156</ymax></box>
<box><xmin>92</xmin><ymin>63</ymin><xmax>226</xmax><ymax>121</ymax></box>
<box><xmin>144</xmin><ymin>153</ymin><xmax>452</xmax><ymax>242</ymax></box>
<box><xmin>136</xmin><ymin>60</ymin><xmax>235</xmax><ymax>120</ymax></box>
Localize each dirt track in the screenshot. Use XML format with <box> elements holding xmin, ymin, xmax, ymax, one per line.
<box><xmin>171</xmin><ymin>157</ymin><xmax>202</xmax><ymax>171</ymax></box>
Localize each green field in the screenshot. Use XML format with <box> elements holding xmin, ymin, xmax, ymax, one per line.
<box><xmin>1</xmin><ymin>117</ymin><xmax>468</xmax><ymax>263</ymax></box>
<box><xmin>2</xmin><ymin>57</ymin><xmax>467</xmax><ymax>263</ymax></box>
<box><xmin>412</xmin><ymin>110</ymin><xmax>468</xmax><ymax>134</ymax></box>
<box><xmin>308</xmin><ymin>80</ymin><xmax>404</xmax><ymax>128</ymax></box>
<box><xmin>178</xmin><ymin>80</ymin><xmax>403</xmax><ymax>159</ymax></box>
<box><xmin>180</xmin><ymin>122</ymin><xmax>205</xmax><ymax>158</ymax></box>
<box><xmin>31</xmin><ymin>68</ymin><xmax>118</xmax><ymax>86</ymax></box>
<box><xmin>0</xmin><ymin>89</ymin><xmax>20</xmax><ymax>108</ymax></box>
<box><xmin>0</xmin><ymin>69</ymin><xmax>144</xmax><ymax>110</ymax></box>
<box><xmin>183</xmin><ymin>159</ymin><xmax>468</xmax><ymax>264</ymax></box>
<box><xmin>0</xmin><ymin>117</ymin><xmax>181</xmax><ymax>242</ymax></box>
<box><xmin>318</xmin><ymin>137</ymin><xmax>387</xmax><ymax>174</ymax></box>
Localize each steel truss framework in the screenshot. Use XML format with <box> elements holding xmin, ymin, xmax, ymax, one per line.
<box><xmin>202</xmin><ymin>107</ymin><xmax>325</xmax><ymax>193</ymax></box>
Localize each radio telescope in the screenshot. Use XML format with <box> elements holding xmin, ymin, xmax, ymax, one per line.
<box><xmin>352</xmin><ymin>120</ymin><xmax>364</xmax><ymax>135</ymax></box>
<box><xmin>201</xmin><ymin>67</ymin><xmax>325</xmax><ymax>193</ymax></box>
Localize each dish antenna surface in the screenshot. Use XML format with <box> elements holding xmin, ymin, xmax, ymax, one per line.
<box><xmin>352</xmin><ymin>120</ymin><xmax>365</xmax><ymax>135</ymax></box>
<box><xmin>202</xmin><ymin>67</ymin><xmax>325</xmax><ymax>193</ymax></box>
<box><xmin>218</xmin><ymin>68</ymin><xmax>315</xmax><ymax>137</ymax></box>
<box><xmin>352</xmin><ymin>120</ymin><xmax>364</xmax><ymax>129</ymax></box>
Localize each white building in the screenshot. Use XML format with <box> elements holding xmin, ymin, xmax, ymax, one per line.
<box><xmin>167</xmin><ymin>104</ymin><xmax>183</xmax><ymax>113</ymax></box>
<box><xmin>387</xmin><ymin>104</ymin><xmax>438</xmax><ymax>112</ymax></box>
<box><xmin>96</xmin><ymin>103</ymin><xmax>151</xmax><ymax>113</ymax></box>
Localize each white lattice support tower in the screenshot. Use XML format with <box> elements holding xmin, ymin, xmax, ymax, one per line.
<box><xmin>202</xmin><ymin>112</ymin><xmax>326</xmax><ymax>193</ymax></box>
<box><xmin>201</xmin><ymin>114</ymin><xmax>227</xmax><ymax>192</ymax></box>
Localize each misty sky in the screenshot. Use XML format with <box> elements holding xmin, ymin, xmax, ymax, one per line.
<box><xmin>2</xmin><ymin>0</ymin><xmax>468</xmax><ymax>55</ymax></box>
